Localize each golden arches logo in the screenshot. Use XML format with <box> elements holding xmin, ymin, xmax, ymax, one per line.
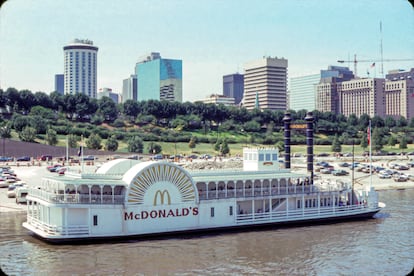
<box><xmin>153</xmin><ymin>190</ymin><xmax>171</xmax><ymax>206</ymax></box>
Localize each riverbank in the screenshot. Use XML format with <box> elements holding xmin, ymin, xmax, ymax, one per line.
<box><xmin>1</xmin><ymin>156</ymin><xmax>413</xmax><ymax>213</ymax></box>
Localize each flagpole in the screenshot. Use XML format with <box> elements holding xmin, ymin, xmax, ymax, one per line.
<box><xmin>81</xmin><ymin>135</ymin><xmax>84</xmax><ymax>173</ymax></box>
<box><xmin>369</xmin><ymin>120</ymin><xmax>372</xmax><ymax>189</ymax></box>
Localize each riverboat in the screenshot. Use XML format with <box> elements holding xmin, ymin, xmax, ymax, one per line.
<box><xmin>23</xmin><ymin>112</ymin><xmax>384</xmax><ymax>243</ymax></box>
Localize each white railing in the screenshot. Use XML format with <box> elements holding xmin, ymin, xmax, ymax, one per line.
<box><xmin>27</xmin><ymin>216</ymin><xmax>89</xmax><ymax>236</ymax></box>
<box><xmin>235</xmin><ymin>204</ymin><xmax>371</xmax><ymax>224</ymax></box>
<box><xmin>28</xmin><ymin>188</ymin><xmax>124</xmax><ymax>205</ymax></box>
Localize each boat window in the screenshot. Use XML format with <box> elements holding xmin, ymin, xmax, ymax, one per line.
<box><xmin>266</xmin><ymin>154</ymin><xmax>271</xmax><ymax>161</ymax></box>
<box><xmin>93</xmin><ymin>215</ymin><xmax>98</xmax><ymax>226</ymax></box>
<box><xmin>210</xmin><ymin>207</ymin><xmax>215</xmax><ymax>217</ymax></box>
<box><xmin>259</xmin><ymin>154</ymin><xmax>264</xmax><ymax>161</ymax></box>
<box><xmin>272</xmin><ymin>154</ymin><xmax>277</xmax><ymax>161</ymax></box>
<box><xmin>229</xmin><ymin>206</ymin><xmax>233</xmax><ymax>216</ymax></box>
<box><xmin>297</xmin><ymin>200</ymin><xmax>301</xmax><ymax>208</ymax></box>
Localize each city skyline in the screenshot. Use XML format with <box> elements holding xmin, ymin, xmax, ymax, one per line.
<box><xmin>1</xmin><ymin>0</ymin><xmax>413</xmax><ymax>102</ymax></box>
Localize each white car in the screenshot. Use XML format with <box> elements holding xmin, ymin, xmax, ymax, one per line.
<box><xmin>378</xmin><ymin>172</ymin><xmax>391</xmax><ymax>179</ymax></box>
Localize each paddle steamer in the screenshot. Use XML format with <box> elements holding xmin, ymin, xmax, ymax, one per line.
<box><xmin>23</xmin><ymin>112</ymin><xmax>384</xmax><ymax>243</ymax></box>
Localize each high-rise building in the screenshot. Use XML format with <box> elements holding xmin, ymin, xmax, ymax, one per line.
<box><xmin>223</xmin><ymin>73</ymin><xmax>244</xmax><ymax>105</ymax></box>
<box><xmin>122</xmin><ymin>74</ymin><xmax>138</xmax><ymax>103</ymax></box>
<box><xmin>338</xmin><ymin>78</ymin><xmax>386</xmax><ymax>118</ymax></box>
<box><xmin>54</xmin><ymin>74</ymin><xmax>64</xmax><ymax>95</ymax></box>
<box><xmin>63</xmin><ymin>39</ymin><xmax>98</xmax><ymax>98</ymax></box>
<box><xmin>98</xmin><ymin>88</ymin><xmax>119</xmax><ymax>103</ymax></box>
<box><xmin>243</xmin><ymin>57</ymin><xmax>288</xmax><ymax>110</ymax></box>
<box><xmin>384</xmin><ymin>68</ymin><xmax>414</xmax><ymax>120</ymax></box>
<box><xmin>316</xmin><ymin>66</ymin><xmax>354</xmax><ymax>113</ymax></box>
<box><xmin>199</xmin><ymin>94</ymin><xmax>235</xmax><ymax>106</ymax></box>
<box><xmin>289</xmin><ymin>74</ymin><xmax>320</xmax><ymax>111</ymax></box>
<box><xmin>135</xmin><ymin>52</ymin><xmax>182</xmax><ymax>102</ymax></box>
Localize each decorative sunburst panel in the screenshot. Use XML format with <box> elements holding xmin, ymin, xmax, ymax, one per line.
<box><xmin>127</xmin><ymin>163</ymin><xmax>196</xmax><ymax>205</ymax></box>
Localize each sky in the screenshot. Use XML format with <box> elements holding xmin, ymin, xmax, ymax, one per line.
<box><xmin>0</xmin><ymin>0</ymin><xmax>413</xmax><ymax>102</ymax></box>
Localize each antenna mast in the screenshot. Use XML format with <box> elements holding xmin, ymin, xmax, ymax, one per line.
<box><xmin>380</xmin><ymin>21</ymin><xmax>384</xmax><ymax>77</ymax></box>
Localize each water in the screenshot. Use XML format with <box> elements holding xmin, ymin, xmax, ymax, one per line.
<box><xmin>1</xmin><ymin>190</ymin><xmax>413</xmax><ymax>275</ymax></box>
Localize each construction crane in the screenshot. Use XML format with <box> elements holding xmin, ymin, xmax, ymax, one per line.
<box><xmin>337</xmin><ymin>54</ymin><xmax>414</xmax><ymax>77</ymax></box>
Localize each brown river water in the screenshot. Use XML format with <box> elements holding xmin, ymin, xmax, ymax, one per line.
<box><xmin>0</xmin><ymin>189</ymin><xmax>413</xmax><ymax>275</ymax></box>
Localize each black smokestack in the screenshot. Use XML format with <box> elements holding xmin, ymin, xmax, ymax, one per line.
<box><xmin>305</xmin><ymin>112</ymin><xmax>314</xmax><ymax>184</ymax></box>
<box><xmin>283</xmin><ymin>112</ymin><xmax>292</xmax><ymax>169</ymax></box>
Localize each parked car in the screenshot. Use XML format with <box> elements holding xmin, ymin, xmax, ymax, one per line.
<box><xmin>16</xmin><ymin>156</ymin><xmax>31</xmax><ymax>161</ymax></box>
<box><xmin>15</xmin><ymin>186</ymin><xmax>28</xmax><ymax>204</ymax></box>
<box><xmin>332</xmin><ymin>170</ymin><xmax>349</xmax><ymax>176</ymax></box>
<box><xmin>394</xmin><ymin>174</ymin><xmax>408</xmax><ymax>182</ymax></box>
<box><xmin>7</xmin><ymin>183</ymin><xmax>25</xmax><ymax>198</ymax></box>
<box><xmin>0</xmin><ymin>156</ymin><xmax>13</xmax><ymax>162</ymax></box>
<box><xmin>38</xmin><ymin>155</ymin><xmax>53</xmax><ymax>161</ymax></box>
<box><xmin>82</xmin><ymin>155</ymin><xmax>96</xmax><ymax>161</ymax></box>
<box><xmin>378</xmin><ymin>171</ymin><xmax>392</xmax><ymax>179</ymax></box>
<box><xmin>47</xmin><ymin>164</ymin><xmax>63</xmax><ymax>172</ymax></box>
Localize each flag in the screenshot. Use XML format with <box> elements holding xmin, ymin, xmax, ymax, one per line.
<box><xmin>370</xmin><ymin>62</ymin><xmax>375</xmax><ymax>68</ymax></box>
<box><xmin>367</xmin><ymin>126</ymin><xmax>371</xmax><ymax>145</ymax></box>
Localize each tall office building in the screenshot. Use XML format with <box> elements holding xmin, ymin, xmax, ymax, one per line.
<box><xmin>135</xmin><ymin>52</ymin><xmax>182</xmax><ymax>102</ymax></box>
<box><xmin>223</xmin><ymin>73</ymin><xmax>244</xmax><ymax>105</ymax></box>
<box><xmin>338</xmin><ymin>78</ymin><xmax>386</xmax><ymax>118</ymax></box>
<box><xmin>316</xmin><ymin>66</ymin><xmax>354</xmax><ymax>113</ymax></box>
<box><xmin>384</xmin><ymin>68</ymin><xmax>414</xmax><ymax>120</ymax></box>
<box><xmin>98</xmin><ymin>88</ymin><xmax>119</xmax><ymax>103</ymax></box>
<box><xmin>63</xmin><ymin>39</ymin><xmax>98</xmax><ymax>98</ymax></box>
<box><xmin>289</xmin><ymin>74</ymin><xmax>320</xmax><ymax>111</ymax></box>
<box><xmin>243</xmin><ymin>57</ymin><xmax>288</xmax><ymax>110</ymax></box>
<box><xmin>54</xmin><ymin>74</ymin><xmax>64</xmax><ymax>95</ymax></box>
<box><xmin>122</xmin><ymin>74</ymin><xmax>138</xmax><ymax>103</ymax></box>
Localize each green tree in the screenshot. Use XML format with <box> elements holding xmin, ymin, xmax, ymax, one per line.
<box><xmin>331</xmin><ymin>134</ymin><xmax>342</xmax><ymax>153</ymax></box>
<box><xmin>372</xmin><ymin>127</ymin><xmax>383</xmax><ymax>152</ymax></box>
<box><xmin>68</xmin><ymin>134</ymin><xmax>78</xmax><ymax>148</ymax></box>
<box><xmin>148</xmin><ymin>142</ymin><xmax>162</xmax><ymax>154</ymax></box>
<box><xmin>128</xmin><ymin>136</ymin><xmax>144</xmax><ymax>153</ymax></box>
<box><xmin>221</xmin><ymin>139</ymin><xmax>230</xmax><ymax>155</ymax></box>
<box><xmin>46</xmin><ymin>128</ymin><xmax>58</xmax><ymax>146</ymax></box>
<box><xmin>105</xmin><ymin>135</ymin><xmax>119</xmax><ymax>151</ymax></box>
<box><xmin>188</xmin><ymin>136</ymin><xmax>197</xmax><ymax>151</ymax></box>
<box><xmin>387</xmin><ymin>135</ymin><xmax>397</xmax><ymax>147</ymax></box>
<box><xmin>86</xmin><ymin>133</ymin><xmax>102</xmax><ymax>150</ymax></box>
<box><xmin>399</xmin><ymin>136</ymin><xmax>408</xmax><ymax>150</ymax></box>
<box><xmin>0</xmin><ymin>124</ymin><xmax>12</xmax><ymax>139</ymax></box>
<box><xmin>19</xmin><ymin>126</ymin><xmax>37</xmax><ymax>142</ymax></box>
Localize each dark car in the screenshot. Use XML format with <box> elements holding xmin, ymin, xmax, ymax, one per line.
<box><xmin>16</xmin><ymin>156</ymin><xmax>31</xmax><ymax>161</ymax></box>
<box><xmin>82</xmin><ymin>155</ymin><xmax>96</xmax><ymax>161</ymax></box>
<box><xmin>0</xmin><ymin>156</ymin><xmax>13</xmax><ymax>162</ymax></box>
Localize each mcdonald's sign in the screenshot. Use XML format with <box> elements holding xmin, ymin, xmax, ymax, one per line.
<box><xmin>153</xmin><ymin>190</ymin><xmax>171</xmax><ymax>206</ymax></box>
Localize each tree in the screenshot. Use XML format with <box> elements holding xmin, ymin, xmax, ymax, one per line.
<box><xmin>0</xmin><ymin>124</ymin><xmax>12</xmax><ymax>139</ymax></box>
<box><xmin>399</xmin><ymin>136</ymin><xmax>408</xmax><ymax>150</ymax></box>
<box><xmin>122</xmin><ymin>100</ymin><xmax>140</xmax><ymax>120</ymax></box>
<box><xmin>188</xmin><ymin>136</ymin><xmax>197</xmax><ymax>151</ymax></box>
<box><xmin>221</xmin><ymin>139</ymin><xmax>230</xmax><ymax>155</ymax></box>
<box><xmin>86</xmin><ymin>133</ymin><xmax>102</xmax><ymax>150</ymax></box>
<box><xmin>387</xmin><ymin>135</ymin><xmax>397</xmax><ymax>148</ymax></box>
<box><xmin>148</xmin><ymin>142</ymin><xmax>162</xmax><ymax>154</ymax></box>
<box><xmin>19</xmin><ymin>126</ymin><xmax>37</xmax><ymax>142</ymax></box>
<box><xmin>98</xmin><ymin>96</ymin><xmax>118</xmax><ymax>122</ymax></box>
<box><xmin>68</xmin><ymin>134</ymin><xmax>78</xmax><ymax>148</ymax></box>
<box><xmin>372</xmin><ymin>127</ymin><xmax>383</xmax><ymax>152</ymax></box>
<box><xmin>331</xmin><ymin>134</ymin><xmax>342</xmax><ymax>153</ymax></box>
<box><xmin>46</xmin><ymin>128</ymin><xmax>58</xmax><ymax>146</ymax></box>
<box><xmin>105</xmin><ymin>135</ymin><xmax>119</xmax><ymax>151</ymax></box>
<box><xmin>127</xmin><ymin>136</ymin><xmax>144</xmax><ymax>153</ymax></box>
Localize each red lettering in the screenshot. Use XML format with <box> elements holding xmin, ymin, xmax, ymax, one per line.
<box><xmin>158</xmin><ymin>209</ymin><xmax>166</xmax><ymax>218</ymax></box>
<box><xmin>134</xmin><ymin>213</ymin><xmax>140</xmax><ymax>219</ymax></box>
<box><xmin>175</xmin><ymin>209</ymin><xmax>181</xmax><ymax>217</ymax></box>
<box><xmin>141</xmin><ymin>211</ymin><xmax>149</xmax><ymax>219</ymax></box>
<box><xmin>182</xmin><ymin>208</ymin><xmax>189</xmax><ymax>216</ymax></box>
<box><xmin>167</xmin><ymin>209</ymin><xmax>175</xmax><ymax>217</ymax></box>
<box><xmin>192</xmin><ymin>207</ymin><xmax>199</xmax><ymax>215</ymax></box>
<box><xmin>124</xmin><ymin>212</ymin><xmax>134</xmax><ymax>220</ymax></box>
<box><xmin>150</xmin><ymin>210</ymin><xmax>158</xmax><ymax>218</ymax></box>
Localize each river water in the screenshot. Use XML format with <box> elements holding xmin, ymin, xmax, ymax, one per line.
<box><xmin>0</xmin><ymin>189</ymin><xmax>413</xmax><ymax>275</ymax></box>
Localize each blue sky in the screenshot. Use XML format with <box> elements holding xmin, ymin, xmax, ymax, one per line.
<box><xmin>1</xmin><ymin>0</ymin><xmax>413</xmax><ymax>101</ymax></box>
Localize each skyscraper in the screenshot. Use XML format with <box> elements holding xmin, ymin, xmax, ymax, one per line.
<box><xmin>54</xmin><ymin>74</ymin><xmax>64</xmax><ymax>95</ymax></box>
<box><xmin>223</xmin><ymin>73</ymin><xmax>244</xmax><ymax>105</ymax></box>
<box><xmin>243</xmin><ymin>57</ymin><xmax>288</xmax><ymax>110</ymax></box>
<box><xmin>63</xmin><ymin>39</ymin><xmax>98</xmax><ymax>98</ymax></box>
<box><xmin>289</xmin><ymin>74</ymin><xmax>320</xmax><ymax>111</ymax></box>
<box><xmin>135</xmin><ymin>52</ymin><xmax>182</xmax><ymax>102</ymax></box>
<box><xmin>122</xmin><ymin>74</ymin><xmax>138</xmax><ymax>103</ymax></box>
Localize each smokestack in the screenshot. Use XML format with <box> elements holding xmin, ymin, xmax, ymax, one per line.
<box><xmin>305</xmin><ymin>112</ymin><xmax>314</xmax><ymax>184</ymax></box>
<box><xmin>283</xmin><ymin>112</ymin><xmax>292</xmax><ymax>169</ymax></box>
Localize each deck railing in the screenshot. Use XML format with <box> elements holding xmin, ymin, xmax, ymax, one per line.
<box><xmin>27</xmin><ymin>187</ymin><xmax>125</xmax><ymax>205</ymax></box>
<box><xmin>26</xmin><ymin>216</ymin><xmax>89</xmax><ymax>236</ymax></box>
<box><xmin>235</xmin><ymin>204</ymin><xmax>369</xmax><ymax>224</ymax></box>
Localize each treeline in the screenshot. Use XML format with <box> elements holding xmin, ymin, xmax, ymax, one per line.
<box><xmin>0</xmin><ymin>87</ymin><xmax>413</xmax><ymax>154</ymax></box>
